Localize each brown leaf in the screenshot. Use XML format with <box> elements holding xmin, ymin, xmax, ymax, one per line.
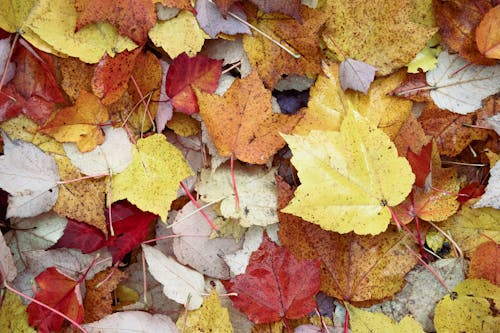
<box><xmin>476</xmin><ymin>5</ymin><xmax>500</xmax><ymax>59</ymax></box>
<box><xmin>75</xmin><ymin>0</ymin><xmax>156</xmax><ymax>45</ymax></box>
<box><xmin>243</xmin><ymin>7</ymin><xmax>327</xmax><ymax>89</ymax></box>
<box><xmin>419</xmin><ymin>98</ymin><xmax>497</xmax><ymax>157</ymax></box>
<box><xmin>393</xmin><ymin>113</ymin><xmax>430</xmax><ymax>157</ymax></box>
<box><xmin>389</xmin><ymin>72</ymin><xmax>431</xmax><ymax>103</ymax></box>
<box><xmin>84</xmin><ymin>268</ymin><xmax>128</xmax><ymax>323</ymax></box>
<box><xmin>53</xmin><ymin>156</ymin><xmax>106</xmax><ymax>233</ymax></box>
<box><xmin>197</xmin><ymin>71</ymin><xmax>303</xmax><ymax>164</ymax></box>
<box><xmin>59</xmin><ymin>57</ymin><xmax>95</xmax><ymax>102</ymax></box>
<box><xmin>433</xmin><ymin>0</ymin><xmax>495</xmax><ymax>64</ymax></box>
<box><xmin>277</xmin><ymin>178</ymin><xmax>418</xmax><ymax>305</ymax></box>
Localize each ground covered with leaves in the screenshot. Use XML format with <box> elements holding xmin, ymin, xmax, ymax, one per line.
<box><xmin>0</xmin><ymin>0</ymin><xmax>499</xmax><ymax>332</ymax></box>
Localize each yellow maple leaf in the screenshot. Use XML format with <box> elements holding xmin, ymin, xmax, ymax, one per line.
<box><xmin>176</xmin><ymin>290</ymin><xmax>233</xmax><ymax>333</ymax></box>
<box><xmin>295</xmin><ymin>63</ymin><xmax>412</xmax><ymax>139</ymax></box>
<box><xmin>110</xmin><ymin>134</ymin><xmax>193</xmax><ymax>221</ymax></box>
<box><xmin>39</xmin><ymin>90</ymin><xmax>109</xmax><ymax>152</ymax></box>
<box><xmin>282</xmin><ymin>110</ymin><xmax>414</xmax><ymax>235</ymax></box>
<box><xmin>434</xmin><ymin>279</ymin><xmax>500</xmax><ymax>332</ymax></box>
<box><xmin>347</xmin><ymin>303</ymin><xmax>425</xmax><ymax>333</ymax></box>
<box><xmin>321</xmin><ymin>0</ymin><xmax>436</xmax><ymax>75</ymax></box>
<box><xmin>148</xmin><ymin>10</ymin><xmax>209</xmax><ymax>59</ymax></box>
<box><xmin>0</xmin><ymin>0</ymin><xmax>136</xmax><ymax>63</ymax></box>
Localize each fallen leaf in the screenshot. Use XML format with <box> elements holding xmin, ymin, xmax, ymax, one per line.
<box><xmin>75</xmin><ymin>0</ymin><xmax>156</xmax><ymax>45</ymax></box>
<box><xmin>91</xmin><ymin>48</ymin><xmax>141</xmax><ymax>105</ymax></box>
<box><xmin>0</xmin><ymin>231</ymin><xmax>16</xmax><ymax>285</ymax></box>
<box><xmin>196</xmin><ymin>164</ymin><xmax>278</xmax><ymax>227</ymax></box>
<box><xmin>26</xmin><ymin>267</ymin><xmax>84</xmax><ymax>333</ymax></box>
<box><xmin>476</xmin><ymin>5</ymin><xmax>500</xmax><ymax>59</ymax></box>
<box><xmin>244</xmin><ymin>7</ymin><xmax>326</xmax><ymax>89</ymax></box>
<box><xmin>223</xmin><ymin>226</ymin><xmax>268</xmax><ymax>275</ymax></box>
<box><xmin>2</xmin><ymin>0</ymin><xmax>137</xmax><ymax>63</ymax></box>
<box><xmin>142</xmin><ymin>244</ymin><xmax>205</xmax><ymax>310</ymax></box>
<box><xmin>53</xmin><ymin>200</ymin><xmax>157</xmax><ymax>264</ymax></box>
<box><xmin>249</xmin><ymin>0</ymin><xmax>302</xmax><ymax>22</ymax></box>
<box><xmin>0</xmin><ymin>133</ymin><xmax>59</xmax><ymax>218</ymax></box>
<box><xmin>166</xmin><ymin>53</ymin><xmax>222</xmax><ymax>115</ymax></box>
<box><xmin>439</xmin><ymin>202</ymin><xmax>500</xmax><ymax>256</ymax></box>
<box><xmin>407</xmin><ymin>36</ymin><xmax>441</xmax><ymax>73</ymax></box>
<box><xmin>322</xmin><ymin>0</ymin><xmax>436</xmax><ymax>75</ymax></box>
<box><xmin>196</xmin><ymin>0</ymin><xmax>250</xmax><ymax>38</ymax></box>
<box><xmin>473</xmin><ymin>161</ymin><xmax>500</xmax><ymax>209</ymax></box>
<box><xmin>389</xmin><ymin>72</ymin><xmax>431</xmax><ymax>102</ymax></box>
<box><xmin>197</xmin><ymin>71</ymin><xmax>303</xmax><ymax>164</ymax></box>
<box><xmin>339</xmin><ymin>58</ymin><xmax>376</xmax><ymax>94</ymax></box>
<box><xmin>282</xmin><ymin>110</ymin><xmax>414</xmax><ymax>235</ymax></box>
<box><xmin>434</xmin><ymin>0</ymin><xmax>493</xmax><ymax>64</ymax></box>
<box><xmin>110</xmin><ymin>134</ymin><xmax>193</xmax><ymax>221</ymax></box>
<box><xmin>367</xmin><ymin>258</ymin><xmax>465</xmax><ymax>332</ymax></box>
<box><xmin>419</xmin><ymin>99</ymin><xmax>496</xmax><ymax>156</ymax></box>
<box><xmin>84</xmin><ymin>268</ymin><xmax>128</xmax><ymax>322</ymax></box>
<box><xmin>434</xmin><ymin>279</ymin><xmax>500</xmax><ymax>332</ymax></box>
<box><xmin>393</xmin><ymin>113</ymin><xmax>430</xmax><ymax>157</ymax></box>
<box><xmin>225</xmin><ymin>234</ymin><xmax>321</xmax><ymax>323</ymax></box>
<box><xmin>172</xmin><ymin>201</ymin><xmax>242</xmax><ymax>279</ymax></box>
<box><xmin>83</xmin><ymin>311</ymin><xmax>178</xmax><ymax>333</ymax></box>
<box><xmin>347</xmin><ymin>304</ymin><xmax>425</xmax><ymax>333</ymax></box>
<box><xmin>0</xmin><ymin>291</ymin><xmax>35</xmax><ymax>333</ymax></box>
<box><xmin>39</xmin><ymin>90</ymin><xmax>109</xmax><ymax>152</ymax></box>
<box><xmin>406</xmin><ymin>141</ymin><xmax>432</xmax><ymax>188</ymax></box>
<box><xmin>487</xmin><ymin>114</ymin><xmax>500</xmax><ymax>135</ymax></box>
<box><xmin>426</xmin><ymin>51</ymin><xmax>500</xmax><ymax>114</ymax></box>
<box><xmin>148</xmin><ymin>10</ymin><xmax>209</xmax><ymax>59</ymax></box>
<box><xmin>277</xmin><ymin>177</ymin><xmax>419</xmax><ymax>304</ymax></box>
<box><xmin>213</xmin><ymin>0</ymin><xmax>237</xmax><ymax>15</ymax></box>
<box><xmin>177</xmin><ymin>289</ymin><xmax>233</xmax><ymax>332</ymax></box>
<box><xmin>52</xmin><ymin>156</ymin><xmax>107</xmax><ymax>232</ymax></box>
<box><xmin>469</xmin><ymin>241</ymin><xmax>499</xmax><ymax>286</ymax></box>
<box><xmin>59</xmin><ymin>57</ymin><xmax>95</xmax><ymax>102</ymax></box>
<box><xmin>63</xmin><ymin>126</ymin><xmax>133</xmax><ymax>175</ymax></box>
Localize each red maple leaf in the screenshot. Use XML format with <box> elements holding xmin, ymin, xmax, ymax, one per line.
<box><xmin>165</xmin><ymin>53</ymin><xmax>222</xmax><ymax>115</ymax></box>
<box><xmin>457</xmin><ymin>181</ymin><xmax>486</xmax><ymax>205</ymax></box>
<box><xmin>52</xmin><ymin>201</ymin><xmax>157</xmax><ymax>263</ymax></box>
<box><xmin>407</xmin><ymin>141</ymin><xmax>432</xmax><ymax>188</ymax></box>
<box><xmin>225</xmin><ymin>233</ymin><xmax>320</xmax><ymax>323</ymax></box>
<box><xmin>26</xmin><ymin>267</ymin><xmax>84</xmax><ymax>333</ymax></box>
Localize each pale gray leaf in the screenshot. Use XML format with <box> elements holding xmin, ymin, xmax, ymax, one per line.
<box><xmin>0</xmin><ymin>133</ymin><xmax>59</xmax><ymax>218</ymax></box>
<box><xmin>84</xmin><ymin>311</ymin><xmax>178</xmax><ymax>333</ymax></box>
<box><xmin>486</xmin><ymin>114</ymin><xmax>500</xmax><ymax>135</ymax></box>
<box><xmin>196</xmin><ymin>0</ymin><xmax>251</xmax><ymax>38</ymax></box>
<box><xmin>474</xmin><ymin>162</ymin><xmax>500</xmax><ymax>209</ymax></box>
<box><xmin>339</xmin><ymin>58</ymin><xmax>376</xmax><ymax>94</ymax></box>
<box><xmin>427</xmin><ymin>51</ymin><xmax>500</xmax><ymax>114</ymax></box>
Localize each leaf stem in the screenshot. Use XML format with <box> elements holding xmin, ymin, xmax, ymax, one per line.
<box><xmin>3</xmin><ymin>282</ymin><xmax>89</xmax><ymax>333</ymax></box>
<box><xmin>57</xmin><ymin>173</ymin><xmax>108</xmax><ymax>184</ymax></box>
<box><xmin>405</xmin><ymin>244</ymin><xmax>452</xmax><ymax>292</ymax></box>
<box><xmin>180</xmin><ymin>181</ymin><xmax>219</xmax><ymax>232</ymax></box>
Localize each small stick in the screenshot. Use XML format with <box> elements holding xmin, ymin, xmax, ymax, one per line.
<box><xmin>441</xmin><ymin>160</ymin><xmax>487</xmax><ymax>167</ymax></box>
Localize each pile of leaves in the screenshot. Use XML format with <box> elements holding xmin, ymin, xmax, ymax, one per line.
<box><xmin>0</xmin><ymin>0</ymin><xmax>499</xmax><ymax>332</ymax></box>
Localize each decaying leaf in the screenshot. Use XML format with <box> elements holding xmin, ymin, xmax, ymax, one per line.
<box><xmin>0</xmin><ymin>291</ymin><xmax>35</xmax><ymax>333</ymax></box>
<box><xmin>83</xmin><ymin>311</ymin><xmax>178</xmax><ymax>333</ymax></box>
<box><xmin>339</xmin><ymin>58</ymin><xmax>376</xmax><ymax>94</ymax></box>
<box><xmin>282</xmin><ymin>110</ymin><xmax>414</xmax><ymax>235</ymax></box>
<box><xmin>0</xmin><ymin>133</ymin><xmax>59</xmax><ymax>218</ymax></box>
<box><xmin>475</xmin><ymin>5</ymin><xmax>500</xmax><ymax>59</ymax></box>
<box><xmin>196</xmin><ymin>0</ymin><xmax>250</xmax><ymax>38</ymax></box>
<box><xmin>469</xmin><ymin>241</ymin><xmax>499</xmax><ymax>286</ymax></box>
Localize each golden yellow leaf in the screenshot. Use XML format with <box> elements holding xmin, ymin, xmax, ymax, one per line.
<box><xmin>110</xmin><ymin>134</ymin><xmax>193</xmax><ymax>221</ymax></box>
<box><xmin>282</xmin><ymin>110</ymin><xmax>415</xmax><ymax>235</ymax></box>
<box><xmin>0</xmin><ymin>115</ymin><xmax>37</xmax><ymax>143</ymax></box>
<box><xmin>434</xmin><ymin>279</ymin><xmax>500</xmax><ymax>333</ymax></box>
<box><xmin>1</xmin><ymin>0</ymin><xmax>137</xmax><ymax>63</ymax></box>
<box><xmin>39</xmin><ymin>90</ymin><xmax>109</xmax><ymax>152</ymax></box>
<box><xmin>148</xmin><ymin>10</ymin><xmax>208</xmax><ymax>59</ymax></box>
<box><xmin>347</xmin><ymin>303</ymin><xmax>424</xmax><ymax>333</ymax></box>
<box><xmin>176</xmin><ymin>290</ymin><xmax>233</xmax><ymax>333</ymax></box>
<box><xmin>53</xmin><ymin>156</ymin><xmax>106</xmax><ymax>233</ymax></box>
<box><xmin>295</xmin><ymin>63</ymin><xmax>413</xmax><ymax>139</ymax></box>
<box><xmin>322</xmin><ymin>0</ymin><xmax>436</xmax><ymax>75</ymax></box>
<box><xmin>166</xmin><ymin>113</ymin><xmax>201</xmax><ymax>137</ymax></box>
<box><xmin>0</xmin><ymin>290</ymin><xmax>36</xmax><ymax>333</ymax></box>
<box><xmin>439</xmin><ymin>202</ymin><xmax>500</xmax><ymax>256</ymax></box>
